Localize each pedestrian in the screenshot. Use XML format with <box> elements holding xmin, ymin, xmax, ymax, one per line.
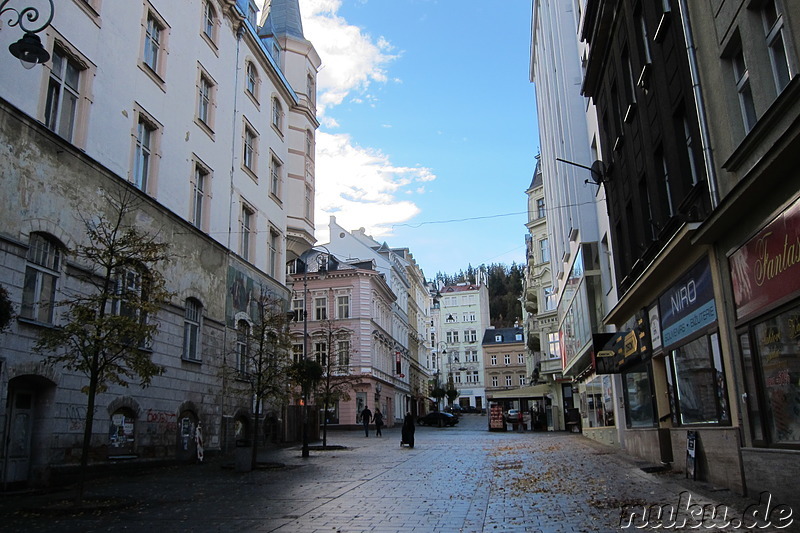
<box><xmin>373</xmin><ymin>408</ymin><xmax>384</xmax><ymax>437</ymax></box>
<box><xmin>401</xmin><ymin>412</ymin><xmax>415</xmax><ymax>448</ymax></box>
<box><xmin>361</xmin><ymin>405</ymin><xmax>372</xmax><ymax>437</ymax></box>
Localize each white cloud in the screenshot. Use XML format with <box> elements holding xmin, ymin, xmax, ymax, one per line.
<box><xmin>258</xmin><ymin>1</ymin><xmax>434</xmax><ymax>242</ymax></box>
<box><xmin>314</xmin><ymin>131</ymin><xmax>434</xmax><ymax>239</ymax></box>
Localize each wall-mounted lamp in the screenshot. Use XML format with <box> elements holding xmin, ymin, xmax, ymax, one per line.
<box><xmin>2</xmin><ymin>0</ymin><xmax>54</xmax><ymax>68</ymax></box>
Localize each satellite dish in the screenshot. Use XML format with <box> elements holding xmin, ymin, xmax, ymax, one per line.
<box><xmin>590</xmin><ymin>160</ymin><xmax>605</xmax><ymax>185</ymax></box>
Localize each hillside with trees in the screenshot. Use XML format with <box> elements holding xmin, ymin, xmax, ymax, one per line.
<box><xmin>433</xmin><ymin>263</ymin><xmax>523</xmax><ymax>328</ymax></box>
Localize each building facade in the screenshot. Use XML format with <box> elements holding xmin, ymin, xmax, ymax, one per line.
<box><xmin>0</xmin><ymin>0</ymin><xmax>319</xmax><ymax>486</ymax></box>
<box><xmin>435</xmin><ymin>282</ymin><xmax>491</xmax><ymax>410</ymax></box>
<box><xmin>683</xmin><ymin>0</ymin><xmax>800</xmax><ymax>510</ymax></box>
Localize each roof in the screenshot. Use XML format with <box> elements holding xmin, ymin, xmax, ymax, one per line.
<box><xmin>482</xmin><ymin>327</ymin><xmax>525</xmax><ymax>345</ymax></box>
<box><xmin>441</xmin><ymin>284</ymin><xmax>481</xmax><ymax>293</ymax></box>
<box><xmin>263</xmin><ymin>0</ymin><xmax>305</xmax><ymax>40</ymax></box>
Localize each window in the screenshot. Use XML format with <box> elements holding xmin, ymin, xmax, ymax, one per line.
<box><xmin>21</xmin><ymin>233</ymin><xmax>61</xmax><ymax>324</ymax></box>
<box><xmin>314</xmin><ymin>341</ymin><xmax>327</xmax><ymax>366</ymax></box>
<box><xmin>336</xmin><ymin>294</ymin><xmax>350</xmax><ymax>319</ymax></box>
<box><xmin>468</xmin><ymin>371</ymin><xmax>479</xmax><ymax>383</ymax></box>
<box><xmin>492</xmin><ymin>376</ymin><xmax>498</xmax><ymax>387</ymax></box>
<box><xmin>306</xmin><ymin>74</ymin><xmax>315</xmax><ymax>105</ymax></box>
<box><xmin>191</xmin><ymin>162</ymin><xmax>209</xmax><ymax>230</ymax></box>
<box><xmin>270</xmin><ymin>156</ymin><xmax>282</xmax><ymax>199</ymax></box>
<box><xmin>518</xmin><ymin>353</ymin><xmax>525</xmax><ymax>364</ymax></box>
<box><xmin>240</xmin><ymin>203</ymin><xmax>254</xmax><ymax>261</ymax></box>
<box><xmin>732</xmin><ymin>46</ymin><xmax>757</xmax><ymax>132</ymax></box>
<box><xmin>243</xmin><ymin>124</ymin><xmax>257</xmax><ymax>173</ymax></box>
<box><xmin>519</xmin><ymin>375</ymin><xmax>526</xmax><ymax>386</ymax></box>
<box><xmin>665</xmin><ymin>333</ymin><xmax>729</xmax><ymax>425</ymax></box>
<box><xmin>202</xmin><ymin>1</ymin><xmax>216</xmax><ymax>43</ymax></box>
<box><xmin>45</xmin><ymin>48</ymin><xmax>81</xmax><ymax>141</ymax></box>
<box><xmin>504</xmin><ymin>354</ymin><xmax>511</xmax><ymax>365</ymax></box>
<box><xmin>183</xmin><ymin>298</ymin><xmax>202</xmax><ymax>361</ymax></box>
<box><xmin>304</xmin><ymin>185</ymin><xmax>312</xmax><ymax>220</ymax></box>
<box><xmin>111</xmin><ymin>267</ymin><xmax>150</xmax><ymax>346</ymax></box>
<box><xmin>761</xmin><ymin>0</ymin><xmax>791</xmax><ymax>93</ymax></box>
<box><xmin>586</xmin><ymin>375</ymin><xmax>615</xmax><ymax>427</ymax></box>
<box><xmin>271</xmin><ymin>97</ymin><xmax>283</xmax><ymax>132</ymax></box>
<box><xmin>236</xmin><ymin>320</ymin><xmax>250</xmax><ymax>374</ymax></box>
<box><xmin>491</xmin><ymin>355</ymin><xmax>497</xmax><ymax>366</ymax></box>
<box><xmin>197</xmin><ymin>71</ymin><xmax>215</xmax><ymax>129</ymax></box>
<box><xmin>133</xmin><ymin>114</ymin><xmax>156</xmax><ymax>193</ymax></box>
<box><xmin>142</xmin><ymin>8</ymin><xmax>168</xmax><ymax>81</ymax></box>
<box><xmin>547</xmin><ymin>332</ymin><xmax>560</xmax><ymax>359</ymax></box>
<box><xmin>536</xmin><ymin>198</ymin><xmax>546</xmax><ymax>219</ymax></box>
<box><xmin>246</xmin><ymin>62</ymin><xmax>258</xmax><ymax>99</ymax></box>
<box><xmin>681</xmin><ymin>114</ymin><xmax>700</xmax><ymax>185</ymax></box>
<box><xmin>543</xmin><ymin>287</ymin><xmax>557</xmax><ymax>312</ymax></box>
<box><xmin>659</xmin><ymin>150</ymin><xmax>675</xmax><ymax>218</ymax></box>
<box><xmin>637</xmin><ymin>11</ymin><xmax>652</xmax><ymax>65</ymax></box>
<box><xmin>622</xmin><ymin>47</ymin><xmax>637</xmax><ymax>108</ymax></box>
<box><xmin>465</xmin><ymin>329</ymin><xmax>477</xmax><ymax>343</ymax></box>
<box><xmin>268</xmin><ymin>228</ymin><xmax>279</xmax><ymax>277</ymax></box>
<box><xmin>246</xmin><ymin>0</ymin><xmax>257</xmax><ymax>27</ymax></box>
<box><xmin>505</xmin><ymin>376</ymin><xmax>512</xmax><ymax>386</ymax></box>
<box><xmin>292</xmin><ymin>343</ymin><xmax>303</xmax><ymax>364</ymax></box>
<box><xmin>291</xmin><ymin>296</ymin><xmax>305</xmax><ymax>322</ymax></box>
<box><xmin>446</xmin><ymin>331</ymin><xmax>459</xmax><ymax>343</ymax></box>
<box><xmin>306</xmin><ymin>130</ymin><xmax>314</xmax><ymax>158</ymax></box>
<box><xmin>540</xmin><ymin>238</ymin><xmax>550</xmax><ymax>263</ymax></box>
<box><xmin>314</xmin><ymin>295</ymin><xmax>327</xmax><ymax>320</ymax></box>
<box><xmin>336</xmin><ymin>340</ymin><xmax>350</xmax><ymax>366</ymax></box>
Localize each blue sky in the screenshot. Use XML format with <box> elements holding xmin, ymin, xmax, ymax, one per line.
<box><xmin>262</xmin><ymin>0</ymin><xmax>540</xmax><ymax>278</ymax></box>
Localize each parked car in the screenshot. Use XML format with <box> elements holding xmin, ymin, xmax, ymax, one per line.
<box><xmin>505</xmin><ymin>409</ymin><xmax>522</xmax><ymax>423</ymax></box>
<box><xmin>444</xmin><ymin>404</ymin><xmax>463</xmax><ymax>416</ymax></box>
<box><xmin>461</xmin><ymin>405</ymin><xmax>479</xmax><ymax>413</ymax></box>
<box><xmin>418</xmin><ymin>412</ymin><xmax>459</xmax><ymax>426</ymax></box>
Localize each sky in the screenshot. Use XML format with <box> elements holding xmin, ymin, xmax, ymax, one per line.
<box><xmin>260</xmin><ymin>0</ymin><xmax>540</xmax><ymax>278</ymax></box>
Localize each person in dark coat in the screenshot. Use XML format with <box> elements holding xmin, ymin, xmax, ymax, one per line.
<box><xmin>373</xmin><ymin>408</ymin><xmax>384</xmax><ymax>437</ymax></box>
<box><xmin>360</xmin><ymin>405</ymin><xmax>372</xmax><ymax>437</ymax></box>
<box><xmin>401</xmin><ymin>412</ymin><xmax>415</xmax><ymax>448</ymax></box>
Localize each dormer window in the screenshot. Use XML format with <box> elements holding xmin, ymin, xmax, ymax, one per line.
<box><xmin>495</xmin><ymin>335</ymin><xmax>502</xmax><ymax>343</ymax></box>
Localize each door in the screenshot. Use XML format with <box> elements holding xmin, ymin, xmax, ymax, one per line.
<box><xmin>6</xmin><ymin>390</ymin><xmax>34</xmax><ymax>483</ymax></box>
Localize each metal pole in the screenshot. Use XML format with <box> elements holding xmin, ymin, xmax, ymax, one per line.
<box><xmin>302</xmin><ymin>274</ymin><xmax>309</xmax><ymax>458</ymax></box>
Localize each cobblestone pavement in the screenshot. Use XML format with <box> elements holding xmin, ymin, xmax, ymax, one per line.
<box><xmin>0</xmin><ymin>414</ymin><xmax>796</xmax><ymax>532</ymax></box>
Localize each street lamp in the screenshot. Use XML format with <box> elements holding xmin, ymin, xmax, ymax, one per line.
<box><xmin>298</xmin><ymin>245</ymin><xmax>335</xmax><ymax>459</ymax></box>
<box><xmin>434</xmin><ymin>341</ymin><xmax>447</xmax><ymax>411</ymax></box>
<box><xmin>2</xmin><ymin>0</ymin><xmax>54</xmax><ymax>68</ymax></box>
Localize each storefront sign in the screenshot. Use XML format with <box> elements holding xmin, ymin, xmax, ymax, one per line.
<box><xmin>649</xmin><ymin>305</ymin><xmax>662</xmax><ymax>351</ymax></box>
<box><xmin>659</xmin><ymin>258</ymin><xmax>716</xmax><ymax>348</ymax></box>
<box><xmin>594</xmin><ymin>311</ymin><xmax>651</xmax><ymax>374</ymax></box>
<box><xmin>730</xmin><ymin>198</ymin><xmax>800</xmax><ymax>321</ymax></box>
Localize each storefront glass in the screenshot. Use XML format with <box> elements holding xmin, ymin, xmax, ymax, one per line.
<box><xmin>624</xmin><ymin>364</ymin><xmax>655</xmax><ymax>427</ymax></box>
<box><xmin>668</xmin><ymin>333</ymin><xmax>729</xmax><ymax>425</ymax></box>
<box><xmin>585</xmin><ymin>375</ymin><xmax>615</xmax><ymax>427</ymax></box>
<box><xmin>752</xmin><ymin>304</ymin><xmax>800</xmax><ymax>445</ymax></box>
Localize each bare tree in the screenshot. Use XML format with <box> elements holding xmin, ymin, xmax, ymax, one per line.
<box><xmin>310</xmin><ymin>320</ymin><xmax>362</xmax><ymax>448</ymax></box>
<box><xmin>35</xmin><ymin>190</ymin><xmax>171</xmax><ymax>504</ymax></box>
<box><xmin>225</xmin><ymin>288</ymin><xmax>293</xmax><ymax>467</ymax></box>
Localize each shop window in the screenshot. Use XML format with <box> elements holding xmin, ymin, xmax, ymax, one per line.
<box><xmin>746</xmin><ymin>304</ymin><xmax>800</xmax><ymax>446</ymax></box>
<box><xmin>667</xmin><ymin>333</ymin><xmax>729</xmax><ymax>425</ymax></box>
<box><xmin>586</xmin><ymin>375</ymin><xmax>615</xmax><ymax>427</ymax></box>
<box><xmin>624</xmin><ymin>363</ymin><xmax>656</xmax><ymax>428</ymax></box>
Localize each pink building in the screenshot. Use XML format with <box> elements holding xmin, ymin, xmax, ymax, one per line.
<box><xmin>288</xmin><ymin>250</ymin><xmax>401</xmax><ymax>428</ymax></box>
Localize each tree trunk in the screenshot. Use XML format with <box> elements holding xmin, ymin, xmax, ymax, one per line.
<box><xmin>76</xmin><ymin>366</ymin><xmax>99</xmax><ymax>505</ymax></box>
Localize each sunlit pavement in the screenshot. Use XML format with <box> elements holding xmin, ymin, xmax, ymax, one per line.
<box><xmin>0</xmin><ymin>414</ymin><xmax>794</xmax><ymax>533</ymax></box>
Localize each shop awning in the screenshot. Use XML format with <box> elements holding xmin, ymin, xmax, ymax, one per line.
<box><xmin>487</xmin><ymin>384</ymin><xmax>552</xmax><ymax>399</ymax></box>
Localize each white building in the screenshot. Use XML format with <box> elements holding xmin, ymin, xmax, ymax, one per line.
<box><xmin>530</xmin><ymin>0</ymin><xmax>621</xmax><ymax>443</ymax></box>
<box><xmin>435</xmin><ymin>280</ymin><xmax>491</xmax><ymax>411</ymax></box>
<box><xmin>0</xmin><ymin>0</ymin><xmax>319</xmax><ymax>485</ymax></box>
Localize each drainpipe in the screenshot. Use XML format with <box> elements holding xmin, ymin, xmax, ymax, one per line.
<box><xmin>678</xmin><ymin>0</ymin><xmax>719</xmax><ymax>209</ymax></box>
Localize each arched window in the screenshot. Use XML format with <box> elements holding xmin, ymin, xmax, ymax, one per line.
<box><xmin>246</xmin><ymin>62</ymin><xmax>259</xmax><ymax>99</ymax></box>
<box><xmin>271</xmin><ymin>97</ymin><xmax>283</xmax><ymax>131</ymax></box>
<box><xmin>21</xmin><ymin>233</ymin><xmax>63</xmax><ymax>324</ymax></box>
<box><xmin>109</xmin><ymin>408</ymin><xmax>136</xmax><ymax>456</ymax></box>
<box><xmin>183</xmin><ymin>298</ymin><xmax>202</xmax><ymax>361</ymax></box>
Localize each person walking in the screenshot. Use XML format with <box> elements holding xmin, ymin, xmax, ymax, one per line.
<box><xmin>373</xmin><ymin>408</ymin><xmax>384</xmax><ymax>437</ymax></box>
<box><xmin>361</xmin><ymin>405</ymin><xmax>372</xmax><ymax>437</ymax></box>
<box><xmin>401</xmin><ymin>412</ymin><xmax>415</xmax><ymax>448</ymax></box>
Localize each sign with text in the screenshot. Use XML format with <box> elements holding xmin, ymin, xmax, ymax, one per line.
<box><xmin>730</xmin><ymin>198</ymin><xmax>800</xmax><ymax>321</ymax></box>
<box><xmin>659</xmin><ymin>258</ymin><xmax>716</xmax><ymax>348</ymax></box>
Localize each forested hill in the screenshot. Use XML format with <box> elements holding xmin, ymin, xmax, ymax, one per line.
<box><xmin>432</xmin><ymin>263</ymin><xmax>523</xmax><ymax>328</ymax></box>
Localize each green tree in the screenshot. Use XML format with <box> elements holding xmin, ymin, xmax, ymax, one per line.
<box><xmin>288</xmin><ymin>358</ymin><xmax>323</xmax><ymax>457</ymax></box>
<box><xmin>35</xmin><ymin>190</ymin><xmax>171</xmax><ymax>504</ymax></box>
<box><xmin>311</xmin><ymin>320</ymin><xmax>361</xmax><ymax>448</ymax></box>
<box><xmin>226</xmin><ymin>288</ymin><xmax>294</xmax><ymax>468</ymax></box>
